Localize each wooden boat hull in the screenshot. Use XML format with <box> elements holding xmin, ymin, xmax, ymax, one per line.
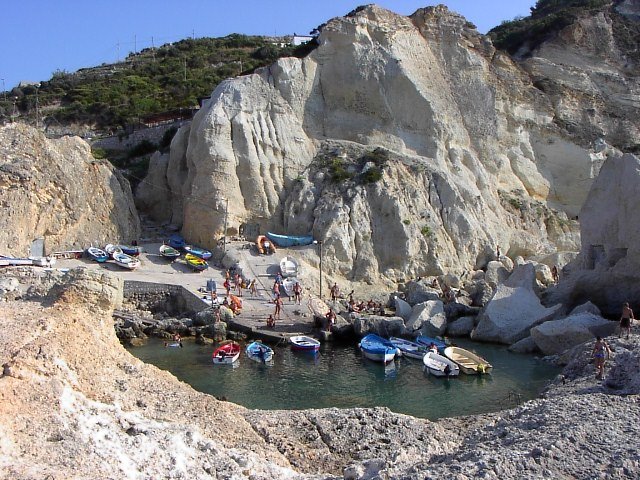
<box><xmin>185</xmin><ymin>253</ymin><xmax>208</xmax><ymax>271</ymax></box>
<box><xmin>416</xmin><ymin>335</ymin><xmax>448</xmax><ymax>352</ymax></box>
<box><xmin>444</xmin><ymin>346</ymin><xmax>492</xmax><ymax>375</ymax></box>
<box><xmin>104</xmin><ymin>244</ymin><xmax>123</xmax><ymax>259</ymax></box>
<box><xmin>279</xmin><ymin>256</ymin><xmax>299</xmax><ymax>277</ymax></box>
<box><xmin>266</xmin><ymin>232</ymin><xmax>314</xmax><ymax>247</ymax></box>
<box><xmin>246</xmin><ymin>341</ymin><xmax>274</xmax><ymax>363</ymax></box>
<box><xmin>359</xmin><ymin>334</ymin><xmax>398</xmax><ymax>363</ymax></box>
<box><xmin>183</xmin><ymin>245</ymin><xmax>212</xmax><ymax>260</ymax></box>
<box><xmin>290</xmin><ymin>335</ymin><xmax>320</xmax><ymax>351</ymax></box>
<box><xmin>423</xmin><ymin>351</ymin><xmax>460</xmax><ymax>377</ymax></box>
<box><xmin>113</xmin><ymin>252</ymin><xmax>141</xmax><ymax>270</ymax></box>
<box><xmin>86</xmin><ymin>247</ymin><xmax>109</xmax><ymax>263</ymax></box>
<box><xmin>168</xmin><ymin>234</ymin><xmax>186</xmax><ymax>249</ymax></box>
<box><xmin>212</xmin><ymin>341</ymin><xmax>241</xmax><ymax>364</ymax></box>
<box><xmin>159</xmin><ymin>244</ymin><xmax>181</xmax><ymax>259</ymax></box>
<box><xmin>389</xmin><ymin>337</ymin><xmax>427</xmax><ymax>360</ymax></box>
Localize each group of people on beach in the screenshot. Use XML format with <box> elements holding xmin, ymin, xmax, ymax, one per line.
<box><xmin>265</xmin><ymin>273</ymin><xmax>303</xmax><ymax>328</ymax></box>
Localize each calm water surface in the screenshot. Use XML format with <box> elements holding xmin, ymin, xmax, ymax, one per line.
<box><xmin>129</xmin><ymin>338</ymin><xmax>560</xmax><ymax>420</ymax></box>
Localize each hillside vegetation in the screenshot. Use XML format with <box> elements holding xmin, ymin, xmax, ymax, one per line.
<box><xmin>489</xmin><ymin>0</ymin><xmax>612</xmax><ymax>55</ymax></box>
<box><xmin>0</xmin><ymin>34</ymin><xmax>316</xmax><ymax>133</ymax></box>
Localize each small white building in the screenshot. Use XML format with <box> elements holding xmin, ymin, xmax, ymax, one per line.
<box><xmin>292</xmin><ymin>34</ymin><xmax>314</xmax><ymax>46</ymax></box>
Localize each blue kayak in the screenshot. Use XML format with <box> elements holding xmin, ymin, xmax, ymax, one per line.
<box><xmin>265</xmin><ymin>232</ymin><xmax>314</xmax><ymax>247</ymax></box>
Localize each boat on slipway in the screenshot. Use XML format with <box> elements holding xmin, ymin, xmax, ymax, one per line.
<box><xmin>389</xmin><ymin>337</ymin><xmax>427</xmax><ymax>360</ymax></box>
<box><xmin>185</xmin><ymin>253</ymin><xmax>208</xmax><ymax>271</ymax></box>
<box><xmin>359</xmin><ymin>334</ymin><xmax>398</xmax><ymax>364</ymax></box>
<box><xmin>246</xmin><ymin>341</ymin><xmax>274</xmax><ymax>363</ymax></box>
<box><xmin>279</xmin><ymin>256</ymin><xmax>299</xmax><ymax>278</ymax></box>
<box><xmin>212</xmin><ymin>341</ymin><xmax>241</xmax><ymax>365</ymax></box>
<box><xmin>117</xmin><ymin>244</ymin><xmax>142</xmax><ymax>256</ymax></box>
<box><xmin>86</xmin><ymin>247</ymin><xmax>109</xmax><ymax>263</ymax></box>
<box><xmin>266</xmin><ymin>232</ymin><xmax>314</xmax><ymax>248</ymax></box>
<box><xmin>256</xmin><ymin>235</ymin><xmax>276</xmax><ymax>255</ymax></box>
<box><xmin>113</xmin><ymin>252</ymin><xmax>141</xmax><ymax>270</ymax></box>
<box><xmin>423</xmin><ymin>351</ymin><xmax>460</xmax><ymax>377</ymax></box>
<box><xmin>168</xmin><ymin>234</ymin><xmax>186</xmax><ymax>250</ymax></box>
<box><xmin>444</xmin><ymin>346</ymin><xmax>492</xmax><ymax>375</ymax></box>
<box><xmin>159</xmin><ymin>244</ymin><xmax>181</xmax><ymax>259</ymax></box>
<box><xmin>183</xmin><ymin>244</ymin><xmax>212</xmax><ymax>260</ymax></box>
<box><xmin>104</xmin><ymin>244</ymin><xmax>123</xmax><ymax>259</ymax></box>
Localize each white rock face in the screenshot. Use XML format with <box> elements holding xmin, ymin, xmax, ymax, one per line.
<box><xmin>472</xmin><ymin>264</ymin><xmax>562</xmax><ymax>344</ymax></box>
<box><xmin>140</xmin><ymin>5</ymin><xmax>598</xmax><ymax>285</ymax></box>
<box><xmin>530</xmin><ymin>313</ymin><xmax>615</xmax><ymax>355</ymax></box>
<box><xmin>550</xmin><ymin>154</ymin><xmax>640</xmax><ymax>316</ymax></box>
<box><xmin>0</xmin><ymin>124</ymin><xmax>140</xmax><ymax>255</ymax></box>
<box><xmin>407</xmin><ymin>300</ymin><xmax>446</xmax><ymax>337</ymax></box>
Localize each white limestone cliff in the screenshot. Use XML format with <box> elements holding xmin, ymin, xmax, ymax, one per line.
<box><xmin>138</xmin><ymin>4</ymin><xmax>640</xmax><ymax>285</ymax></box>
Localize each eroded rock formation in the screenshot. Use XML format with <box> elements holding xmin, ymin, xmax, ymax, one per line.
<box><xmin>141</xmin><ymin>4</ymin><xmax>640</xmax><ymax>285</ymax></box>
<box><xmin>0</xmin><ymin>123</ymin><xmax>140</xmax><ymax>255</ymax></box>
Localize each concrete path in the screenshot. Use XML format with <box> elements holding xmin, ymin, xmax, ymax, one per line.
<box><xmin>54</xmin><ymin>239</ymin><xmax>321</xmax><ymax>342</ymax></box>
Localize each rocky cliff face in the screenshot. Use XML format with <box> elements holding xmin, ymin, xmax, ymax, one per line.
<box><xmin>0</xmin><ymin>123</ymin><xmax>140</xmax><ymax>255</ymax></box>
<box><xmin>2</xmin><ymin>268</ymin><xmax>639</xmax><ymax>479</ymax></box>
<box><xmin>547</xmin><ymin>153</ymin><xmax>640</xmax><ymax>316</ymax></box>
<box><xmin>139</xmin><ymin>4</ymin><xmax>639</xmax><ymax>283</ymax></box>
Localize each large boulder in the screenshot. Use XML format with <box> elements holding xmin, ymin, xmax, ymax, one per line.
<box><xmin>403</xmin><ymin>280</ymin><xmax>441</xmax><ymax>306</ymax></box>
<box><xmin>485</xmin><ymin>261</ymin><xmax>510</xmax><ymax>288</ymax></box>
<box><xmin>508</xmin><ymin>336</ymin><xmax>540</xmax><ymax>354</ymax></box>
<box><xmin>472</xmin><ymin>264</ymin><xmax>562</xmax><ymax>344</ymax></box>
<box><xmin>393</xmin><ymin>296</ymin><xmax>412</xmax><ymax>321</ymax></box>
<box><xmin>530</xmin><ymin>313</ymin><xmax>616</xmax><ymax>355</ymax></box>
<box><xmin>49</xmin><ymin>267</ymin><xmax>123</xmax><ymax>311</ymax></box>
<box><xmin>548</xmin><ymin>155</ymin><xmax>640</xmax><ymax>316</ymax></box>
<box><xmin>407</xmin><ymin>300</ymin><xmax>447</xmax><ymax>337</ymax></box>
<box><xmin>445</xmin><ymin>316</ymin><xmax>475</xmax><ymax>337</ymax></box>
<box><xmin>353</xmin><ymin>315</ymin><xmax>406</xmax><ymax>337</ymax></box>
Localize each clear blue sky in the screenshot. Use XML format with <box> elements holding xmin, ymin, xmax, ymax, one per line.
<box><xmin>1</xmin><ymin>1</ymin><xmax>536</xmax><ymax>90</ymax></box>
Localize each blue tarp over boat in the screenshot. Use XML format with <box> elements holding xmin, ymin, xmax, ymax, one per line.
<box><xmin>266</xmin><ymin>232</ymin><xmax>314</xmax><ymax>247</ymax></box>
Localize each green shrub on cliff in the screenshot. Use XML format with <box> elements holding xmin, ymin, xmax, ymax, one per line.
<box><xmin>489</xmin><ymin>0</ymin><xmax>610</xmax><ymax>55</ymax></box>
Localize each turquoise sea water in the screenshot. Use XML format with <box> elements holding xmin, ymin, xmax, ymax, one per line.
<box><xmin>129</xmin><ymin>338</ymin><xmax>561</xmax><ymax>420</ymax></box>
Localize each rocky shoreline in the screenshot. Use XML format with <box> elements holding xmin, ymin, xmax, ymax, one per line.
<box><xmin>1</xmin><ymin>266</ymin><xmax>638</xmax><ymax>479</ymax></box>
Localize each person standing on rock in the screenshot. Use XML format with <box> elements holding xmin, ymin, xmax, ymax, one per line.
<box><xmin>620</xmin><ymin>302</ymin><xmax>634</xmax><ymax>339</ymax></box>
<box><xmin>330</xmin><ymin>283</ymin><xmax>340</xmax><ymax>303</ymax></box>
<box><xmin>551</xmin><ymin>265</ymin><xmax>559</xmax><ymax>284</ymax></box>
<box><xmin>495</xmin><ymin>245</ymin><xmax>501</xmax><ymax>260</ymax></box>
<box><xmin>591</xmin><ymin>336</ymin><xmax>611</xmax><ymax>380</ymax></box>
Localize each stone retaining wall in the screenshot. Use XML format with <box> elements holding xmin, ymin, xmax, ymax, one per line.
<box><xmin>123</xmin><ymin>280</ymin><xmax>208</xmax><ymax>313</ymax></box>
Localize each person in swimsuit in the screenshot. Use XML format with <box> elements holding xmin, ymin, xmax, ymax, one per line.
<box><xmin>591</xmin><ymin>336</ymin><xmax>611</xmax><ymax>380</ymax></box>
<box><xmin>620</xmin><ymin>302</ymin><xmax>634</xmax><ymax>339</ymax></box>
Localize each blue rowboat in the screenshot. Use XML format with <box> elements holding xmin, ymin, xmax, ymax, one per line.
<box><xmin>265</xmin><ymin>232</ymin><xmax>314</xmax><ymax>248</ymax></box>
<box><xmin>246</xmin><ymin>341</ymin><xmax>274</xmax><ymax>363</ymax></box>
<box><xmin>168</xmin><ymin>234</ymin><xmax>186</xmax><ymax>250</ymax></box>
<box><xmin>416</xmin><ymin>335</ymin><xmax>448</xmax><ymax>352</ymax></box>
<box><xmin>183</xmin><ymin>244</ymin><xmax>212</xmax><ymax>260</ymax></box>
<box><xmin>359</xmin><ymin>334</ymin><xmax>398</xmax><ymax>363</ymax></box>
<box><xmin>389</xmin><ymin>337</ymin><xmax>428</xmax><ymax>360</ymax></box>
<box><xmin>86</xmin><ymin>246</ymin><xmax>109</xmax><ymax>263</ymax></box>
<box><xmin>289</xmin><ymin>335</ymin><xmax>320</xmax><ymax>352</ymax></box>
